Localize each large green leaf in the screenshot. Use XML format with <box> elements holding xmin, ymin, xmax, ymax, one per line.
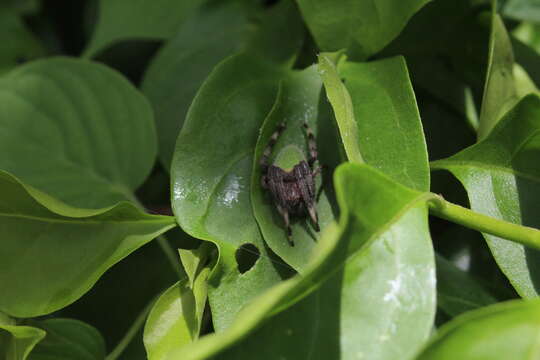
<box><xmin>432</xmin><ymin>94</ymin><xmax>540</xmax><ymax>297</ymax></box>
<box><xmin>27</xmin><ymin>318</ymin><xmax>105</xmax><ymax>360</ymax></box>
<box><xmin>83</xmin><ymin>0</ymin><xmax>203</xmax><ymax>57</ymax></box>
<box><xmin>168</xmin><ymin>164</ymin><xmax>436</xmax><ymax>359</ymax></box>
<box><xmin>477</xmin><ymin>11</ymin><xmax>519</xmax><ymax>140</ymax></box>
<box><xmin>0</xmin><ymin>321</ymin><xmax>45</xmax><ymax>360</ymax></box>
<box><xmin>142</xmin><ymin>0</ymin><xmax>304</xmax><ymax>168</ymax></box>
<box><xmin>416</xmin><ymin>299</ymin><xmax>540</xmax><ymax>359</ymax></box>
<box><xmin>0</xmin><ymin>170</ymin><xmax>176</xmax><ymax>317</ymax></box>
<box><xmin>0</xmin><ymin>57</ymin><xmax>156</xmax><ymax>209</ymax></box>
<box><xmin>296</xmin><ymin>0</ymin><xmax>431</xmax><ymax>59</ymax></box>
<box><xmin>0</xmin><ymin>12</ymin><xmax>45</xmax><ymax>75</ymax></box>
<box><xmin>171</xmin><ymin>53</ymin><xmax>288</xmax><ymax>330</ymax></box>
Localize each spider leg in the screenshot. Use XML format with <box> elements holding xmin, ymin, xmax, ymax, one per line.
<box><xmin>260</xmin><ymin>122</ymin><xmax>286</xmax><ymax>174</ymax></box>
<box><xmin>277</xmin><ymin>204</ymin><xmax>294</xmax><ymax>246</ymax></box>
<box><xmin>302</xmin><ymin>121</ymin><xmax>318</xmax><ymax>168</ymax></box>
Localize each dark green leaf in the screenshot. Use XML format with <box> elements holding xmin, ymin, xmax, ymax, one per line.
<box><xmin>0</xmin><ymin>13</ymin><xmax>45</xmax><ymax>75</ymax></box>
<box><xmin>432</xmin><ymin>94</ymin><xmax>540</xmax><ymax>297</ymax></box>
<box><xmin>436</xmin><ymin>254</ymin><xmax>497</xmax><ymax>317</ymax></box>
<box><xmin>296</xmin><ymin>0</ymin><xmax>431</xmax><ymax>59</ymax></box>
<box><xmin>83</xmin><ymin>0</ymin><xmax>203</xmax><ymax>57</ymax></box>
<box><xmin>0</xmin><ymin>57</ymin><xmax>156</xmax><ymax>208</ymax></box>
<box><xmin>0</xmin><ymin>170</ymin><xmax>175</xmax><ymax>317</ymax></box>
<box><xmin>416</xmin><ymin>299</ymin><xmax>540</xmax><ymax>359</ymax></box>
<box><xmin>27</xmin><ymin>318</ymin><xmax>105</xmax><ymax>360</ymax></box>
<box><xmin>142</xmin><ymin>0</ymin><xmax>304</xmax><ymax>168</ymax></box>
<box><xmin>477</xmin><ymin>12</ymin><xmax>519</xmax><ymax>139</ymax></box>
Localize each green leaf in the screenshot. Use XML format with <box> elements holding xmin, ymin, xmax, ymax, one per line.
<box><xmin>436</xmin><ymin>254</ymin><xmax>497</xmax><ymax>317</ymax></box>
<box><xmin>171</xmin><ymin>53</ymin><xmax>288</xmax><ymax>330</ymax></box>
<box><xmin>416</xmin><ymin>299</ymin><xmax>540</xmax><ymax>359</ymax></box>
<box><xmin>251</xmin><ymin>66</ymin><xmax>335</xmax><ymax>271</ymax></box>
<box><xmin>83</xmin><ymin>0</ymin><xmax>203</xmax><ymax>58</ymax></box>
<box><xmin>432</xmin><ymin>93</ymin><xmax>540</xmax><ymax>297</ymax></box>
<box><xmin>296</xmin><ymin>0</ymin><xmax>431</xmax><ymax>59</ymax></box>
<box><xmin>144</xmin><ymin>273</ymin><xmax>209</xmax><ymax>360</ymax></box>
<box><xmin>142</xmin><ymin>0</ymin><xmax>304</xmax><ymax>168</ymax></box>
<box><xmin>27</xmin><ymin>318</ymin><xmax>105</xmax><ymax>360</ymax></box>
<box><xmin>478</xmin><ymin>11</ymin><xmax>519</xmax><ymax>139</ymax></box>
<box><xmin>0</xmin><ymin>57</ymin><xmax>156</xmax><ymax>208</ymax></box>
<box><xmin>0</xmin><ymin>12</ymin><xmax>46</xmax><ymax>75</ymax></box>
<box><xmin>503</xmin><ymin>0</ymin><xmax>540</xmax><ymax>22</ymax></box>
<box><xmin>0</xmin><ymin>170</ymin><xmax>176</xmax><ymax>317</ymax></box>
<box><xmin>168</xmin><ymin>164</ymin><xmax>436</xmax><ymax>359</ymax></box>
<box><xmin>318</xmin><ymin>53</ymin><xmax>364</xmax><ymax>163</ymax></box>
<box><xmin>0</xmin><ymin>324</ymin><xmax>45</xmax><ymax>360</ymax></box>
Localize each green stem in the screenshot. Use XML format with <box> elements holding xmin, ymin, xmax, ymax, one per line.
<box><xmin>105</xmin><ymin>297</ymin><xmax>156</xmax><ymax>360</ymax></box>
<box><xmin>429</xmin><ymin>195</ymin><xmax>540</xmax><ymax>250</ymax></box>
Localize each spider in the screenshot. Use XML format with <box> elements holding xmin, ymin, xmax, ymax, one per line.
<box><xmin>260</xmin><ymin>121</ymin><xmax>322</xmax><ymax>246</ymax></box>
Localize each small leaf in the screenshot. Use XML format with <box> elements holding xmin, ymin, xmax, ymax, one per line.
<box><xmin>436</xmin><ymin>254</ymin><xmax>497</xmax><ymax>317</ymax></box>
<box><xmin>0</xmin><ymin>324</ymin><xmax>45</xmax><ymax>360</ymax></box>
<box><xmin>416</xmin><ymin>299</ymin><xmax>540</xmax><ymax>359</ymax></box>
<box><xmin>0</xmin><ymin>170</ymin><xmax>176</xmax><ymax>317</ymax></box>
<box><xmin>142</xmin><ymin>0</ymin><xmax>304</xmax><ymax>168</ymax></box>
<box><xmin>27</xmin><ymin>318</ymin><xmax>105</xmax><ymax>360</ymax></box>
<box><xmin>0</xmin><ymin>57</ymin><xmax>156</xmax><ymax>208</ymax></box>
<box><xmin>477</xmin><ymin>11</ymin><xmax>519</xmax><ymax>139</ymax></box>
<box><xmin>83</xmin><ymin>0</ymin><xmax>203</xmax><ymax>57</ymax></box>
<box><xmin>432</xmin><ymin>93</ymin><xmax>540</xmax><ymax>297</ymax></box>
<box><xmin>144</xmin><ymin>273</ymin><xmax>209</xmax><ymax>360</ymax></box>
<box><xmin>296</xmin><ymin>0</ymin><xmax>431</xmax><ymax>59</ymax></box>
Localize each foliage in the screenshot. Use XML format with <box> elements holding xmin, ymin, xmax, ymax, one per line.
<box><xmin>1</xmin><ymin>0</ymin><xmax>540</xmax><ymax>359</ymax></box>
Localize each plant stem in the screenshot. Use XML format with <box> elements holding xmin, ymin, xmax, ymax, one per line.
<box><xmin>428</xmin><ymin>196</ymin><xmax>540</xmax><ymax>250</ymax></box>
<box><xmin>105</xmin><ymin>297</ymin><xmax>156</xmax><ymax>360</ymax></box>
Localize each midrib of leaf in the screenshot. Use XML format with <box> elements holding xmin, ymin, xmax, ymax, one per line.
<box><xmin>0</xmin><ymin>211</ymin><xmax>175</xmax><ymax>226</ymax></box>
<box><xmin>39</xmin><ymin>327</ymin><xmax>96</xmax><ymax>360</ymax></box>
<box><xmin>430</xmin><ymin>160</ymin><xmax>540</xmax><ymax>183</ymax></box>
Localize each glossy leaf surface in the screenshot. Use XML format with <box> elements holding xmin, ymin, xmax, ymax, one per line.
<box><xmin>171</xmin><ymin>54</ymin><xmax>287</xmax><ymax>330</ymax></box>
<box><xmin>28</xmin><ymin>318</ymin><xmax>105</xmax><ymax>360</ymax></box>
<box><xmin>296</xmin><ymin>0</ymin><xmax>430</xmax><ymax>59</ymax></box>
<box><xmin>169</xmin><ymin>164</ymin><xmax>436</xmax><ymax>360</ymax></box>
<box><xmin>416</xmin><ymin>299</ymin><xmax>540</xmax><ymax>359</ymax></box>
<box><xmin>0</xmin><ymin>57</ymin><xmax>156</xmax><ymax>208</ymax></box>
<box><xmin>432</xmin><ymin>94</ymin><xmax>540</xmax><ymax>297</ymax></box>
<box><xmin>0</xmin><ymin>171</ymin><xmax>175</xmax><ymax>317</ymax></box>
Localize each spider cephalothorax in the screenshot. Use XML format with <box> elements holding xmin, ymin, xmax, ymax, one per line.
<box><xmin>260</xmin><ymin>121</ymin><xmax>321</xmax><ymax>246</ymax></box>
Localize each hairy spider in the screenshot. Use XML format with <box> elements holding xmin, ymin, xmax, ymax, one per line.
<box><xmin>260</xmin><ymin>121</ymin><xmax>321</xmax><ymax>246</ymax></box>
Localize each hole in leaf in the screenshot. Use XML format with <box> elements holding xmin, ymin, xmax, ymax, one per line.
<box><xmin>235</xmin><ymin>243</ymin><xmax>260</xmax><ymax>274</ymax></box>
